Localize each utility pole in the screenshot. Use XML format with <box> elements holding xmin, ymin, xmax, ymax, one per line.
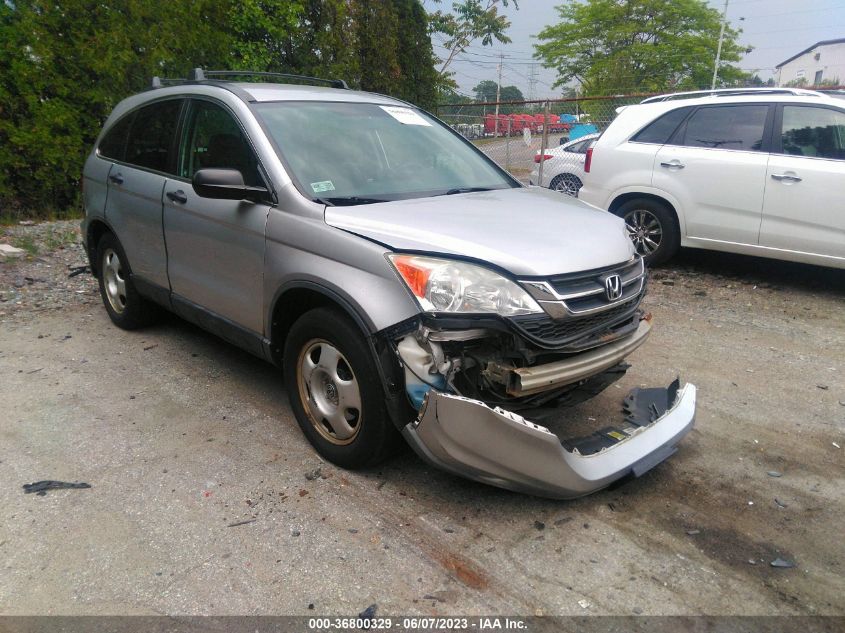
<box><xmin>494</xmin><ymin>52</ymin><xmax>503</xmax><ymax>138</ymax></box>
<box><xmin>527</xmin><ymin>63</ymin><xmax>538</xmax><ymax>103</ymax></box>
<box><xmin>711</xmin><ymin>0</ymin><xmax>729</xmax><ymax>90</ymax></box>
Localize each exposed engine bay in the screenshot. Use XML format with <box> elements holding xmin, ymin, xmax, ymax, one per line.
<box><xmin>388</xmin><ymin>309</ymin><xmax>696</xmax><ymax>499</ymax></box>
<box><xmin>394</xmin><ymin>310</ymin><xmax>652</xmax><ymax>419</ymax></box>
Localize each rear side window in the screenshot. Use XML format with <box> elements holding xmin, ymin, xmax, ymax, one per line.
<box><xmin>565</xmin><ymin>138</ymin><xmax>590</xmax><ymax>153</ymax></box>
<box><xmin>98</xmin><ymin>113</ymin><xmax>134</xmax><ymax>161</ymax></box>
<box><xmin>124</xmin><ymin>99</ymin><xmax>182</xmax><ymax>173</ymax></box>
<box><xmin>631</xmin><ymin>107</ymin><xmax>691</xmax><ymax>144</ymax></box>
<box><xmin>780</xmin><ymin>105</ymin><xmax>845</xmax><ymax>160</ymax></box>
<box><xmin>677</xmin><ymin>105</ymin><xmax>768</xmax><ymax>152</ymax></box>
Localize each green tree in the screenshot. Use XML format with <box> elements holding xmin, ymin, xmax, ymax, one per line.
<box><xmin>472</xmin><ymin>80</ymin><xmax>522</xmax><ymax>101</ymax></box>
<box><xmin>353</xmin><ymin>0</ymin><xmax>401</xmax><ymax>95</ymax></box>
<box><xmin>282</xmin><ymin>0</ymin><xmax>358</xmax><ymax>82</ymax></box>
<box><xmin>0</xmin><ymin>0</ymin><xmax>232</xmax><ymax>217</ymax></box>
<box><xmin>0</xmin><ymin>0</ymin><xmax>440</xmax><ymax>217</ymax></box>
<box><xmin>534</xmin><ymin>0</ymin><xmax>748</xmax><ymax>96</ymax></box>
<box><xmin>429</xmin><ymin>0</ymin><xmax>518</xmax><ymax>89</ymax></box>
<box><xmin>472</xmin><ymin>79</ymin><xmax>499</xmax><ymax>101</ymax></box>
<box><xmin>229</xmin><ymin>0</ymin><xmax>305</xmax><ymax>71</ymax></box>
<box><xmin>393</xmin><ymin>0</ymin><xmax>439</xmax><ymax>109</ymax></box>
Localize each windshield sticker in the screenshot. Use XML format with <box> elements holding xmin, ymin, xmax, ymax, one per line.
<box><xmin>310</xmin><ymin>180</ymin><xmax>336</xmax><ymax>193</ymax></box>
<box><xmin>379</xmin><ymin>106</ymin><xmax>431</xmax><ymax>126</ymax></box>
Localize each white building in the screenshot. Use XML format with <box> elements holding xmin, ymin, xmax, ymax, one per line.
<box><xmin>775</xmin><ymin>38</ymin><xmax>845</xmax><ymax>87</ymax></box>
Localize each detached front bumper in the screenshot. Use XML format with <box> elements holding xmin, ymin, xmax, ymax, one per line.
<box><xmin>402</xmin><ymin>380</ymin><xmax>696</xmax><ymax>499</ymax></box>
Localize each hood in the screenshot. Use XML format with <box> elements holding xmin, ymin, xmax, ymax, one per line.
<box><xmin>324</xmin><ymin>187</ymin><xmax>634</xmax><ymax>276</ymax></box>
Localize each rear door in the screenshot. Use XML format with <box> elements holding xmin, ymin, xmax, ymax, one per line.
<box><xmin>759</xmin><ymin>103</ymin><xmax>845</xmax><ymax>260</ymax></box>
<box><xmin>652</xmin><ymin>104</ymin><xmax>772</xmax><ymax>245</ymax></box>
<box><xmin>102</xmin><ymin>98</ymin><xmax>183</xmax><ymax>290</ymax></box>
<box><xmin>163</xmin><ymin>98</ymin><xmax>271</xmax><ymax>335</ymax></box>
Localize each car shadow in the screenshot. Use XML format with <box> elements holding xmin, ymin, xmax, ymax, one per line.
<box><xmin>657</xmin><ymin>248</ymin><xmax>845</xmax><ymax>298</ymax></box>
<box><xmin>147</xmin><ymin>310</ymin><xmax>620</xmax><ymax>510</ymax></box>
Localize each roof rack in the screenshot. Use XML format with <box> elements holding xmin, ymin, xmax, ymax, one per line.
<box><xmin>640</xmin><ymin>88</ymin><xmax>825</xmax><ymax>104</ymax></box>
<box><xmin>150</xmin><ymin>67</ymin><xmax>349</xmax><ymax>90</ymax></box>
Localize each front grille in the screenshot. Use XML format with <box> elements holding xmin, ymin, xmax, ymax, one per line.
<box><xmin>511</xmin><ymin>296</ymin><xmax>641</xmax><ymax>348</ymax></box>
<box><xmin>512</xmin><ymin>257</ymin><xmax>647</xmax><ymax>348</ymax></box>
<box><xmin>548</xmin><ymin>257</ymin><xmax>644</xmax><ymax>313</ymax></box>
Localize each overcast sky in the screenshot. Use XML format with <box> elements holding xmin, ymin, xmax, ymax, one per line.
<box><xmin>428</xmin><ymin>0</ymin><xmax>845</xmax><ymax>99</ymax></box>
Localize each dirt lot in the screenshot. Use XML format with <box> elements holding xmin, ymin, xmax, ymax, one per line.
<box><xmin>1</xmin><ymin>221</ymin><xmax>843</xmax><ymax>616</ymax></box>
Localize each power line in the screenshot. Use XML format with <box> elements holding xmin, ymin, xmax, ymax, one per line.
<box><xmin>746</xmin><ymin>5</ymin><xmax>845</xmax><ymax>19</ymax></box>
<box><xmin>743</xmin><ymin>23</ymin><xmax>845</xmax><ymax>35</ymax></box>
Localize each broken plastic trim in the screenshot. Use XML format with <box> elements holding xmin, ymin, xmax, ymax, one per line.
<box><xmin>402</xmin><ymin>379</ymin><xmax>696</xmax><ymax>499</ymax></box>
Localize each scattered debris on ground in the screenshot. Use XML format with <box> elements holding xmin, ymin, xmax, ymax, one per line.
<box><xmin>1</xmin><ymin>220</ymin><xmax>98</xmax><ymax>316</ymax></box>
<box><xmin>23</xmin><ymin>480</ymin><xmax>92</xmax><ymax>496</ymax></box>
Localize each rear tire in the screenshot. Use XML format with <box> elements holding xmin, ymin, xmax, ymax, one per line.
<box><xmin>95</xmin><ymin>233</ymin><xmax>157</xmax><ymax>329</ymax></box>
<box><xmin>283</xmin><ymin>307</ymin><xmax>400</xmax><ymax>469</ymax></box>
<box><xmin>614</xmin><ymin>198</ymin><xmax>680</xmax><ymax>265</ymax></box>
<box><xmin>550</xmin><ymin>173</ymin><xmax>582</xmax><ymax>197</ymax></box>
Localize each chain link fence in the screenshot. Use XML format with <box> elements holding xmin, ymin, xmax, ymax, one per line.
<box><xmin>434</xmin><ymin>94</ymin><xmax>654</xmax><ymax>195</ymax></box>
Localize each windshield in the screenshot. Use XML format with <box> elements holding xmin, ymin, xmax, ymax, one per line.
<box><xmin>253</xmin><ymin>101</ymin><xmax>517</xmax><ymax>204</ymax></box>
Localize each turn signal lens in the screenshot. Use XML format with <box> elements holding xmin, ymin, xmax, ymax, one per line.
<box><xmin>391</xmin><ymin>254</ymin><xmax>433</xmax><ymax>298</ymax></box>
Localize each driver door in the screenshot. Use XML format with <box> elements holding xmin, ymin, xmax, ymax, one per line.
<box><xmin>163</xmin><ymin>98</ymin><xmax>271</xmax><ymax>339</ymax></box>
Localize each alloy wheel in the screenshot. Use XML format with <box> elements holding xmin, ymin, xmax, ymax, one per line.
<box><xmin>623</xmin><ymin>209</ymin><xmax>663</xmax><ymax>256</ymax></box>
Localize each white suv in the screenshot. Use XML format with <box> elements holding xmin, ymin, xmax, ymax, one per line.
<box><xmin>579</xmin><ymin>88</ymin><xmax>845</xmax><ymax>268</ymax></box>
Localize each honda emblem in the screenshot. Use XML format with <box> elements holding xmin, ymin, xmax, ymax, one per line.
<box><xmin>604</xmin><ymin>274</ymin><xmax>622</xmax><ymax>301</ymax></box>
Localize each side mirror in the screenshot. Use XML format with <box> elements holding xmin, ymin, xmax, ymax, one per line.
<box><xmin>192</xmin><ymin>168</ymin><xmax>268</xmax><ymax>203</ymax></box>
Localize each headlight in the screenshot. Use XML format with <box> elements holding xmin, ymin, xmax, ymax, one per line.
<box><xmin>388</xmin><ymin>254</ymin><xmax>543</xmax><ymax>316</ymax></box>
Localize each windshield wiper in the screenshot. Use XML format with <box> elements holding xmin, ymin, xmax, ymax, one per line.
<box><xmin>315</xmin><ymin>196</ymin><xmax>390</xmax><ymax>206</ymax></box>
<box><xmin>443</xmin><ymin>187</ymin><xmax>495</xmax><ymax>195</ymax></box>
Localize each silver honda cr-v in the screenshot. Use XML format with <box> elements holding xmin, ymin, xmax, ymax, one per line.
<box><xmin>81</xmin><ymin>69</ymin><xmax>697</xmax><ymax>499</ymax></box>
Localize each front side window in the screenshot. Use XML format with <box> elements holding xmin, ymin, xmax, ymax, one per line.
<box><xmin>253</xmin><ymin>101</ymin><xmax>517</xmax><ymax>204</ymax></box>
<box><xmin>179</xmin><ymin>100</ymin><xmax>262</xmax><ymax>186</ymax></box>
<box><xmin>677</xmin><ymin>105</ymin><xmax>768</xmax><ymax>152</ymax></box>
<box><xmin>124</xmin><ymin>99</ymin><xmax>182</xmax><ymax>172</ymax></box>
<box><xmin>780</xmin><ymin>106</ymin><xmax>845</xmax><ymax>160</ymax></box>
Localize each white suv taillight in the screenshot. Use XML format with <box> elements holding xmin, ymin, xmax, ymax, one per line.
<box><xmin>584</xmin><ymin>147</ymin><xmax>593</xmax><ymax>173</ymax></box>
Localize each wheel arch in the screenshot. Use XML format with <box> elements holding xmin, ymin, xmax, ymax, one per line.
<box><xmin>85</xmin><ymin>218</ymin><xmax>116</xmax><ymax>277</ymax></box>
<box><xmin>269</xmin><ymin>281</ymin><xmax>414</xmax><ymax>431</ymax></box>
<box><xmin>267</xmin><ymin>282</ymin><xmax>375</xmax><ymax>366</ymax></box>
<box><xmin>608</xmin><ymin>192</ymin><xmax>684</xmax><ymax>237</ymax></box>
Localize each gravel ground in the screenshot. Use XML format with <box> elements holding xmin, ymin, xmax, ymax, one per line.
<box><xmin>1</xmin><ymin>221</ymin><xmax>843</xmax><ymax>616</ymax></box>
<box><xmin>0</xmin><ymin>220</ymin><xmax>98</xmax><ymax>315</ymax></box>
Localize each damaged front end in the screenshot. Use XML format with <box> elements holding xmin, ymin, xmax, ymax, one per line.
<box><xmin>387</xmin><ymin>258</ymin><xmax>696</xmax><ymax>499</ymax></box>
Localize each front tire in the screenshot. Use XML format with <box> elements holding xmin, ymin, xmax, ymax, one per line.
<box><xmin>95</xmin><ymin>233</ymin><xmax>157</xmax><ymax>329</ymax></box>
<box><xmin>283</xmin><ymin>307</ymin><xmax>400</xmax><ymax>469</ymax></box>
<box><xmin>614</xmin><ymin>198</ymin><xmax>680</xmax><ymax>265</ymax></box>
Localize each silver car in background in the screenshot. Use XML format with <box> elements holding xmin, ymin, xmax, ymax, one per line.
<box><xmin>81</xmin><ymin>69</ymin><xmax>696</xmax><ymax>499</ymax></box>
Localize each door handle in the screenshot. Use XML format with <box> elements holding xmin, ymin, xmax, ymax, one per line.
<box><xmin>771</xmin><ymin>173</ymin><xmax>802</xmax><ymax>183</ymax></box>
<box><xmin>108</xmin><ymin>173</ymin><xmax>124</xmax><ymax>185</ymax></box>
<box><xmin>166</xmin><ymin>190</ymin><xmax>188</xmax><ymax>204</ymax></box>
<box><xmin>659</xmin><ymin>160</ymin><xmax>685</xmax><ymax>169</ymax></box>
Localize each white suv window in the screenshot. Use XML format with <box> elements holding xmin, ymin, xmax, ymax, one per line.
<box><xmin>780</xmin><ymin>105</ymin><xmax>845</xmax><ymax>160</ymax></box>
<box><xmin>631</xmin><ymin>107</ymin><xmax>692</xmax><ymax>144</ymax></box>
<box><xmin>676</xmin><ymin>105</ymin><xmax>768</xmax><ymax>152</ymax></box>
